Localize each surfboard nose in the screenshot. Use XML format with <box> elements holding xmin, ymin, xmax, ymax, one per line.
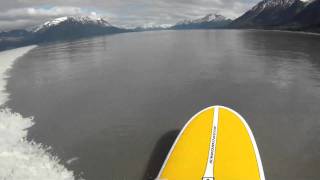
<box><xmin>157</xmin><ymin>106</ymin><xmax>265</xmax><ymax>180</ymax></box>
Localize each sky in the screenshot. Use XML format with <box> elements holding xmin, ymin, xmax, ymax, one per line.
<box><xmin>0</xmin><ymin>0</ymin><xmax>259</xmax><ymax>30</ymax></box>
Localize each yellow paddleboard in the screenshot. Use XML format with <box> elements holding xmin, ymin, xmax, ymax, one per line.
<box><xmin>157</xmin><ymin>106</ymin><xmax>265</xmax><ymax>180</ymax></box>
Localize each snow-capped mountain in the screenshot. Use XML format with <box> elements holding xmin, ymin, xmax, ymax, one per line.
<box><xmin>176</xmin><ymin>14</ymin><xmax>228</xmax><ymax>25</ymax></box>
<box><xmin>172</xmin><ymin>14</ymin><xmax>232</xmax><ymax>29</ymax></box>
<box><xmin>251</xmin><ymin>0</ymin><xmax>297</xmax><ymax>12</ymax></box>
<box><xmin>291</xmin><ymin>0</ymin><xmax>320</xmax><ymax>28</ymax></box>
<box><xmin>33</xmin><ymin>16</ymin><xmax>113</xmax><ymax>32</ymax></box>
<box><xmin>0</xmin><ymin>16</ymin><xmax>127</xmax><ymax>51</ymax></box>
<box><xmin>32</xmin><ymin>16</ymin><xmax>126</xmax><ymax>42</ymax></box>
<box><xmin>230</xmin><ymin>0</ymin><xmax>315</xmax><ymax>28</ymax></box>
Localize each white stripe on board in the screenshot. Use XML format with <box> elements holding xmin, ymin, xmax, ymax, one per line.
<box><xmin>202</xmin><ymin>106</ymin><xmax>219</xmax><ymax>180</ymax></box>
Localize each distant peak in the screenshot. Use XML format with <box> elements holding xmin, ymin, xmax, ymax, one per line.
<box><xmin>33</xmin><ymin>16</ymin><xmax>112</xmax><ymax>32</ymax></box>
<box><xmin>42</xmin><ymin>17</ymin><xmax>68</xmax><ymax>26</ymax></box>
<box><xmin>140</xmin><ymin>23</ymin><xmax>172</xmax><ymax>29</ymax></box>
<box><xmin>177</xmin><ymin>13</ymin><xmax>228</xmax><ymax>25</ymax></box>
<box><xmin>202</xmin><ymin>13</ymin><xmax>227</xmax><ymax>22</ymax></box>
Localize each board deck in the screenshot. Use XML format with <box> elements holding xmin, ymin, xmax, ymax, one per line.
<box><xmin>157</xmin><ymin>106</ymin><xmax>265</xmax><ymax>180</ymax></box>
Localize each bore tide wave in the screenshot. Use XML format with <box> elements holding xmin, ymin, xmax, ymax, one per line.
<box><xmin>0</xmin><ymin>46</ymin><xmax>78</xmax><ymax>180</ymax></box>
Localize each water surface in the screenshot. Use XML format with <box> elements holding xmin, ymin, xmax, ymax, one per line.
<box><xmin>7</xmin><ymin>30</ymin><xmax>320</xmax><ymax>180</ymax></box>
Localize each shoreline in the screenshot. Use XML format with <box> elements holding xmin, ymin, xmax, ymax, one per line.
<box><xmin>1</xmin><ymin>28</ymin><xmax>319</xmax><ymax>53</ymax></box>
<box><xmin>243</xmin><ymin>28</ymin><xmax>320</xmax><ymax>36</ymax></box>
<box><xmin>0</xmin><ymin>46</ymin><xmax>78</xmax><ymax>180</ymax></box>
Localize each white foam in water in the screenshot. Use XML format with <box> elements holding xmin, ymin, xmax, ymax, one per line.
<box><xmin>66</xmin><ymin>157</ymin><xmax>80</xmax><ymax>165</ymax></box>
<box><xmin>0</xmin><ymin>46</ymin><xmax>77</xmax><ymax>180</ymax></box>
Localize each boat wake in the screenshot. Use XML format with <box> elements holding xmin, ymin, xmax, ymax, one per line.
<box><xmin>0</xmin><ymin>46</ymin><xmax>78</xmax><ymax>180</ymax></box>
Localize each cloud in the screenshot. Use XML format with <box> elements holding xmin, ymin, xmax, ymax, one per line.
<box><xmin>0</xmin><ymin>0</ymin><xmax>259</xmax><ymax>30</ymax></box>
<box><xmin>107</xmin><ymin>0</ymin><xmax>257</xmax><ymax>28</ymax></box>
<box><xmin>0</xmin><ymin>7</ymin><xmax>84</xmax><ymax>20</ymax></box>
<box><xmin>0</xmin><ymin>6</ymin><xmax>115</xmax><ymax>30</ymax></box>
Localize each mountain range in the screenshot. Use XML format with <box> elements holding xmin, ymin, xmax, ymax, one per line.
<box><xmin>1</xmin><ymin>0</ymin><xmax>319</xmax><ymax>51</ymax></box>
<box><xmin>171</xmin><ymin>14</ymin><xmax>232</xmax><ymax>29</ymax></box>
<box><xmin>0</xmin><ymin>16</ymin><xmax>128</xmax><ymax>51</ymax></box>
<box><xmin>231</xmin><ymin>0</ymin><xmax>320</xmax><ymax>31</ymax></box>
